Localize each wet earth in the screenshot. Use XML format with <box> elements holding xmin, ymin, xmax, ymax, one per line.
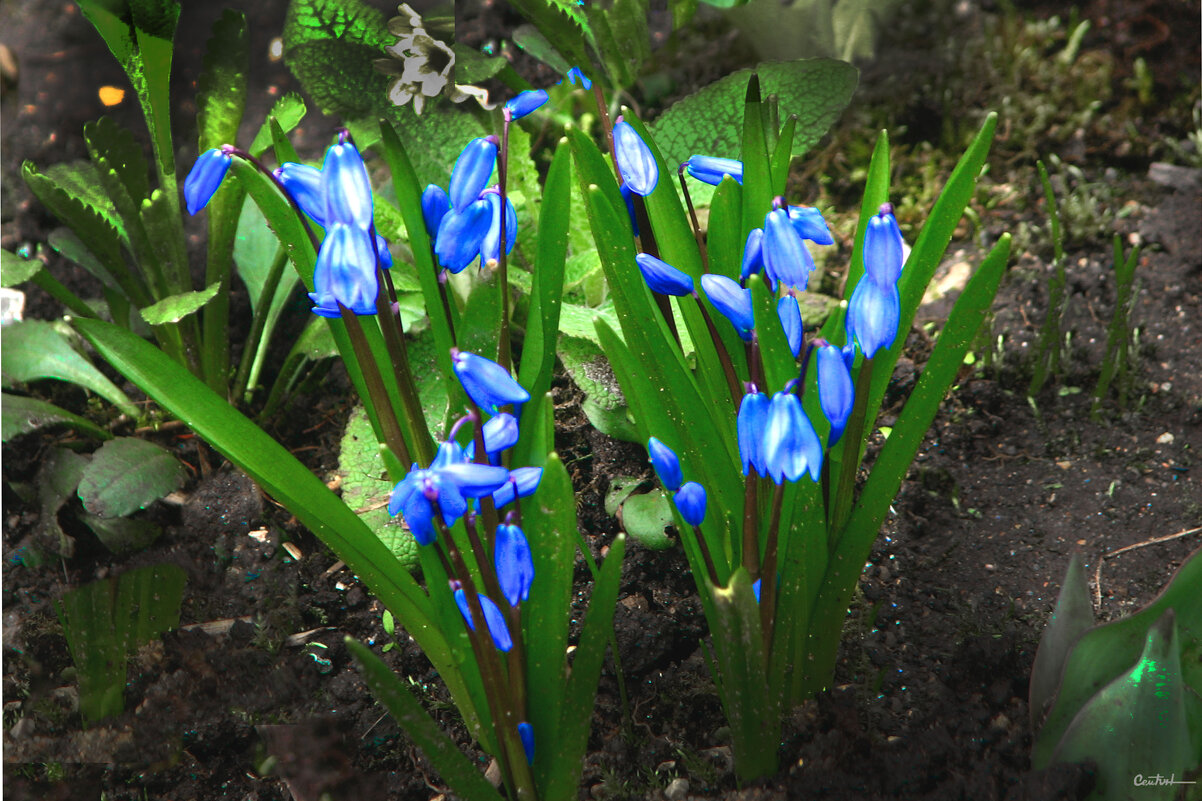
<box><xmin>2</xmin><ymin>0</ymin><xmax>1200</xmax><ymax>799</ymax></box>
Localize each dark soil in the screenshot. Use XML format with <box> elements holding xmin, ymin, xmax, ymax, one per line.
<box><xmin>3</xmin><ymin>1</ymin><xmax>1200</xmax><ymax>800</ymax></box>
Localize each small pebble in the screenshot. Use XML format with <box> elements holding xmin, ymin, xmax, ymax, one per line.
<box><xmin>664</xmin><ymin>778</ymin><xmax>690</xmax><ymax>800</ymax></box>
<box><xmin>1156</xmin><ymin>432</ymin><xmax>1174</xmax><ymax>445</ymax></box>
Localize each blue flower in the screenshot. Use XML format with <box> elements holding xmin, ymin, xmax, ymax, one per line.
<box><xmin>864</xmin><ymin>204</ymin><xmax>903</xmax><ymax>286</ymax></box>
<box><xmin>322</xmin><ymin>140</ymin><xmax>374</xmax><ymax>230</ymax></box>
<box><xmin>817</xmin><ymin>342</ymin><xmax>854</xmax><ymax>445</ymax></box>
<box><xmin>620</xmin><ymin>183</ymin><xmax>639</xmax><ymax>236</ymax></box>
<box><xmin>421</xmin><ymin>184</ymin><xmax>450</xmax><ymax>237</ymax></box>
<box><xmin>308</xmin><ymin>223</ymin><xmax>379</xmax><ymax>317</ymax></box>
<box><xmin>492</xmin><ymin>466</ymin><xmax>543</xmax><ymax>508</ymax></box>
<box><xmin>388</xmin><ymin>466</ymin><xmax>469</xmax><ymax>545</ymax></box>
<box><xmin>438</xmin><ymin>462</ymin><xmax>511</xmax><ymax>498</ymax></box>
<box><xmin>482</xmin><ymin>412</ymin><xmax>519</xmax><ymax>456</ymax></box>
<box><xmin>613</xmin><ymin>119</ymin><xmax>658</xmax><ymax>197</ymax></box>
<box><xmin>846</xmin><ymin>277</ymin><xmax>899</xmax><ymax>359</ymax></box>
<box><xmin>763</xmin><ymin>208</ymin><xmax>815</xmax><ymax>290</ymax></box>
<box><xmin>435</xmin><ymin>198</ymin><xmax>491</xmax><ymax>273</ymax></box>
<box><xmin>674</xmin><ymin>482</ymin><xmax>707</xmax><ymax>526</ymax></box>
<box><xmin>647</xmin><ymin>437</ymin><xmax>683</xmax><ymax>491</ymax></box>
<box><xmin>565</xmin><ymin>67</ymin><xmax>592</xmax><ymax>90</ymax></box>
<box><xmin>636</xmin><ymin>253</ymin><xmax>693</xmax><ymax>296</ymax></box>
<box><xmin>741</xmin><ymin>228</ymin><xmax>765</xmax><ymax>282</ymax></box>
<box><xmin>505</xmin><ymin>89</ymin><xmax>549</xmax><ymax>119</ymax></box>
<box><xmin>448</xmin><ymin>137</ymin><xmax>498</xmax><ymax>213</ymax></box>
<box><xmin>763</xmin><ymin>391</ymin><xmax>823</xmax><ymax>484</ymax></box>
<box><xmin>752</xmin><ymin>578</ymin><xmax>762</xmax><ymax>603</ymax></box>
<box><xmin>686</xmin><ymin>155</ymin><xmax>743</xmax><ymax>186</ymax></box>
<box><xmin>452</xmin><ymin>350</ymin><xmax>530</xmax><ymax>413</ymax></box>
<box><xmin>518</xmin><ymin>721</ymin><xmax>535</xmax><ymax>765</ymax></box>
<box><xmin>777</xmin><ymin>294</ymin><xmax>803</xmax><ymax>358</ymax></box>
<box><xmin>479</xmin><ymin>191</ymin><xmax>517</xmax><ymax>268</ymax></box>
<box><xmin>737</xmin><ymin>391</ymin><xmax>770</xmax><ymax>476</ymax></box>
<box><xmin>184</xmin><ymin>147</ymin><xmax>232</xmax><ymax>215</ymax></box>
<box><xmin>495</xmin><ymin>523</ymin><xmax>534</xmax><ymax>606</ymax></box>
<box><xmin>274</xmin><ymin>162</ymin><xmax>325</xmax><ymax>223</ymax></box>
<box><xmin>453</xmin><ymin>589</ymin><xmax>512</xmax><ymax>651</ymax></box>
<box><xmin>788</xmin><ymin>205</ymin><xmax>834</xmax><ymax>246</ymax></box>
<box><xmin>701</xmin><ymin>274</ymin><xmax>754</xmax><ymax>340</ymax></box>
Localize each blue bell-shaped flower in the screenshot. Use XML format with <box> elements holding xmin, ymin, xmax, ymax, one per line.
<box><xmin>613</xmin><ymin>119</ymin><xmax>658</xmax><ymax>197</ymax></box>
<box><xmin>846</xmin><ymin>277</ymin><xmax>900</xmax><ymax>359</ymax></box>
<box><xmin>788</xmin><ymin>205</ymin><xmax>835</xmax><ymax>246</ymax></box>
<box><xmin>816</xmin><ymin>342</ymin><xmax>854</xmax><ymax>445</ymax></box>
<box><xmin>388</xmin><ymin>466</ymin><xmax>469</xmax><ymax>545</ymax></box>
<box><xmin>864</xmin><ymin>204</ymin><xmax>903</xmax><ymax>286</ymax></box>
<box><xmin>636</xmin><ymin>253</ymin><xmax>694</xmax><ymax>296</ymax></box>
<box><xmin>452</xmin><ymin>349</ymin><xmax>531</xmax><ymax>413</ymax></box>
<box><xmin>438</xmin><ymin>462</ymin><xmax>511</xmax><ymax>498</ymax></box>
<box><xmin>184</xmin><ymin>147</ymin><xmax>233</xmax><ymax>215</ymax></box>
<box><xmin>685</xmin><ymin>155</ymin><xmax>743</xmax><ymax>186</ymax></box>
<box><xmin>701</xmin><ymin>274</ymin><xmax>754</xmax><ymax>340</ymax></box>
<box><xmin>495</xmin><ymin>523</ymin><xmax>534</xmax><ymax>606</ymax></box>
<box><xmin>518</xmin><ymin>721</ymin><xmax>535</xmax><ymax>765</ymax></box>
<box><xmin>308</xmin><ymin>223</ymin><xmax>379</xmax><ymax>317</ymax></box>
<box><xmin>479</xmin><ymin>191</ymin><xmax>517</xmax><ymax>269</ymax></box>
<box><xmin>482</xmin><ymin>412</ymin><xmax>519</xmax><ymax>457</ymax></box>
<box><xmin>492</xmin><ymin>466</ymin><xmax>543</xmax><ymax>508</ymax></box>
<box><xmin>777</xmin><ymin>294</ymin><xmax>803</xmax><ymax>358</ymax></box>
<box><xmin>453</xmin><ymin>588</ymin><xmax>513</xmax><ymax>651</ymax></box>
<box><xmin>740</xmin><ymin>228</ymin><xmax>765</xmax><ymax>282</ymax></box>
<box><xmin>421</xmin><ymin>184</ymin><xmax>450</xmax><ymax>237</ymax></box>
<box><xmin>763</xmin><ymin>208</ymin><xmax>815</xmax><ymax>290</ymax></box>
<box><xmin>737</xmin><ymin>391</ymin><xmax>769</xmax><ymax>476</ymax></box>
<box><xmin>274</xmin><ymin>162</ymin><xmax>326</xmax><ymax>225</ymax></box>
<box><xmin>448</xmin><ymin>136</ymin><xmax>498</xmax><ymax>213</ymax></box>
<box><xmin>647</xmin><ymin>437</ymin><xmax>683</xmax><ymax>491</ymax></box>
<box><xmin>674</xmin><ymin>482</ymin><xmax>707</xmax><ymax>526</ymax></box>
<box><xmin>763</xmin><ymin>391</ymin><xmax>823</xmax><ymax>484</ymax></box>
<box><xmin>505</xmin><ymin>89</ymin><xmax>549</xmax><ymax>120</ymax></box>
<box><xmin>322</xmin><ymin>140</ymin><xmax>374</xmax><ymax>230</ymax></box>
<box><xmin>565</xmin><ymin>67</ymin><xmax>592</xmax><ymax>89</ymax></box>
<box><xmin>435</xmin><ymin>198</ymin><xmax>492</xmax><ymax>273</ymax></box>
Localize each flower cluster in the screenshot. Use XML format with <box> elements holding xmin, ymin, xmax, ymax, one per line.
<box><xmin>421</xmin><ymin>137</ymin><xmax>517</xmax><ymax>274</ymax></box>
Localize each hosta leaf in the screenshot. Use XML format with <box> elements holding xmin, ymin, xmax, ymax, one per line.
<box><xmin>139</xmin><ymin>281</ymin><xmax>221</xmax><ymax>325</ymax></box>
<box><xmin>1</xmin><ymin>392</ymin><xmax>111</xmax><ymax>442</ymax></box>
<box><xmin>77</xmin><ymin>437</ymin><xmax>184</xmax><ymax>518</ymax></box>
<box><xmin>0</xmin><ymin>320</ymin><xmax>138</xmax><ymax>418</ymax></box>
<box><xmin>649</xmin><ymin>59</ymin><xmax>858</xmax><ymax>167</ymax></box>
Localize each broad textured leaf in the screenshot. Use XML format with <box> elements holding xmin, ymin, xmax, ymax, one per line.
<box><xmin>77</xmin><ymin>437</ymin><xmax>184</xmax><ymax>518</ymax></box>
<box><xmin>33</xmin><ymin>161</ymin><xmax>124</xmax><ymax>234</ymax></box>
<box><xmin>24</xmin><ymin>167</ymin><xmax>127</xmax><ymax>295</ymax></box>
<box><xmin>80</xmin><ymin>512</ymin><xmax>161</xmax><ymax>554</ymax></box>
<box><xmin>607</xmin><ymin>480</ymin><xmax>673</xmax><ymax>550</ymax></box>
<box><xmin>649</xmin><ymin>60</ymin><xmax>858</xmax><ymax>168</ymax></box>
<box><xmin>248</xmin><ymin>93</ymin><xmax>307</xmax><ymax>157</ymax></box>
<box><xmin>139</xmin><ymin>281</ymin><xmax>221</xmax><ymax>325</ymax></box>
<box><xmin>558</xmin><ymin>334</ymin><xmax>637</xmax><ymax>441</ymax></box>
<box><xmin>1</xmin><ymin>393</ymin><xmax>110</xmax><ymax>442</ymax></box>
<box><xmin>283</xmin><ymin>0</ymin><xmax>391</xmax><ymax>118</ymax></box>
<box><xmin>36</xmin><ymin>447</ymin><xmax>89</xmax><ymax>557</ymax></box>
<box><xmin>82</xmin><ymin>117</ymin><xmax>150</xmax><ymax>203</ymax></box>
<box><xmin>1</xmin><ymin>249</ymin><xmax>42</xmax><ymax>288</ymax></box>
<box><xmin>0</xmin><ymin>320</ymin><xmax>138</xmax><ymax>418</ymax></box>
<box><xmin>196</xmin><ymin>9</ymin><xmax>248</xmax><ymax>152</ymax></box>
<box><xmin>338</xmin><ymin>405</ymin><xmax>418</xmax><ymax>567</ymax></box>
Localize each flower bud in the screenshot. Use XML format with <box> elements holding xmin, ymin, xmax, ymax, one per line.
<box><xmin>636</xmin><ymin>253</ymin><xmax>694</xmax><ymax>296</ymax></box>
<box><xmin>274</xmin><ymin>162</ymin><xmax>325</xmax><ymax>225</ymax></box>
<box><xmin>505</xmin><ymin>89</ymin><xmax>549</xmax><ymax>120</ymax></box>
<box><xmin>184</xmin><ymin>147</ymin><xmax>232</xmax><ymax>215</ymax></box>
<box><xmin>421</xmin><ymin>184</ymin><xmax>450</xmax><ymax>236</ymax></box>
<box><xmin>817</xmin><ymin>342</ymin><xmax>854</xmax><ymax>445</ymax></box>
<box><xmin>777</xmin><ymin>294</ymin><xmax>803</xmax><ymax>358</ymax></box>
<box><xmin>647</xmin><ymin>437</ymin><xmax>683</xmax><ymax>491</ymax></box>
<box><xmin>448</xmin><ymin>136</ymin><xmax>498</xmax><ymax>212</ymax></box>
<box><xmin>613</xmin><ymin>119</ymin><xmax>658</xmax><ymax>196</ymax></box>
<box><xmin>495</xmin><ymin>523</ymin><xmax>534</xmax><ymax>606</ymax></box>
<box><xmin>674</xmin><ymin>482</ymin><xmax>707</xmax><ymax>526</ymax></box>
<box><xmin>701</xmin><ymin>273</ymin><xmax>754</xmax><ymax>340</ymax></box>
<box><xmin>452</xmin><ymin>349</ymin><xmax>531</xmax><ymax>412</ymax></box>
<box><xmin>685</xmin><ymin>155</ymin><xmax>743</xmax><ymax>186</ymax></box>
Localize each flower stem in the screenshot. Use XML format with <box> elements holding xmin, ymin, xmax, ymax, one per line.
<box><xmin>339</xmin><ymin>308</ymin><xmax>412</xmax><ymax>469</ymax></box>
<box><xmin>678</xmin><ymin>167</ymin><xmax>709</xmax><ymax>271</ymax></box>
<box><xmin>498</xmin><ymin>112</ymin><xmax>513</xmax><ymax>372</ymax></box>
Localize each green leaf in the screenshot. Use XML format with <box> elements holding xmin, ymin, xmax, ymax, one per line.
<box><xmin>196</xmin><ymin>9</ymin><xmax>248</xmax><ymax>153</ymax></box>
<box><xmin>1050</xmin><ymin>610</ymin><xmax>1195</xmax><ymax>800</ymax></box>
<box><xmin>338</xmin><ymin>405</ymin><xmax>418</xmax><ymax>567</ymax></box>
<box><xmin>2</xmin><ymin>248</ymin><xmax>43</xmax><ymax>288</ymax></box>
<box><xmin>346</xmin><ymin>639</ymin><xmax>505</xmax><ymax>801</ymax></box>
<box><xmin>82</xmin><ymin>116</ymin><xmax>150</xmax><ymax>204</ymax></box>
<box><xmin>56</xmin><ymin>563</ymin><xmax>186</xmax><ymax>724</ymax></box>
<box><xmin>558</xmin><ymin>335</ymin><xmax>637</xmax><ymax>441</ymax></box>
<box><xmin>0</xmin><ymin>320</ymin><xmax>138</xmax><ymax>418</ymax></box>
<box><xmin>649</xmin><ymin>60</ymin><xmax>858</xmax><ymax>168</ymax></box>
<box><xmin>605</xmin><ymin>478</ymin><xmax>674</xmax><ymax>550</ymax></box>
<box><xmin>1</xmin><ymin>392</ymin><xmax>111</xmax><ymax>442</ymax></box>
<box><xmin>79</xmin><ymin>512</ymin><xmax>161</xmax><ymax>554</ymax></box>
<box><xmin>36</xmin><ymin>447</ymin><xmax>90</xmax><ymax>557</ymax></box>
<box><xmin>77</xmin><ymin>437</ymin><xmax>184</xmax><ymax>518</ymax></box>
<box><xmin>545</xmin><ymin>533</ymin><xmax>625</xmax><ymax>800</ymax></box>
<box><xmin>234</xmin><ymin>197</ymin><xmax>300</xmax><ymax>316</ymax></box>
<box><xmin>34</xmin><ymin>161</ymin><xmax>124</xmax><ymax>235</ymax></box>
<box><xmin>1033</xmin><ymin>548</ymin><xmax>1202</xmax><ymax>768</ymax></box>
<box><xmin>282</xmin><ymin>0</ymin><xmax>391</xmax><ymax>118</ymax></box>
<box><xmin>1030</xmin><ymin>554</ymin><xmax>1095</xmax><ymax>729</ymax></box>
<box><xmin>139</xmin><ymin>281</ymin><xmax>221</xmax><ymax>325</ymax></box>
<box><xmin>248</xmin><ymin>93</ymin><xmax>308</xmax><ymax>158</ymax></box>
